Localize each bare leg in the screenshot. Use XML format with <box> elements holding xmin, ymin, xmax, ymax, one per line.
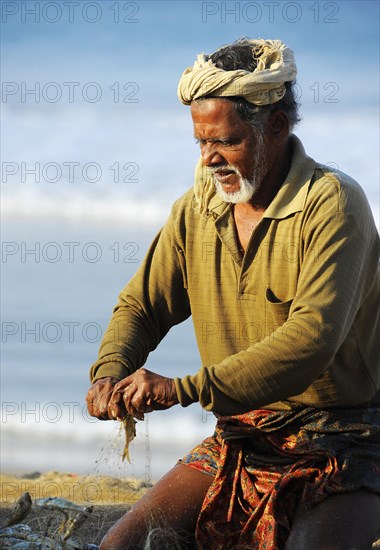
<box><xmin>285</xmin><ymin>489</ymin><xmax>380</xmax><ymax>550</ymax></box>
<box><xmin>99</xmin><ymin>464</ymin><xmax>213</xmax><ymax>550</ymax></box>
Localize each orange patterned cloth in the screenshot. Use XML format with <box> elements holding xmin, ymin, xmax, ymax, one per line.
<box><xmin>180</xmin><ymin>406</ymin><xmax>380</xmax><ymax>549</ymax></box>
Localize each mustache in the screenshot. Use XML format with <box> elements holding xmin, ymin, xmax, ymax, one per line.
<box><xmin>208</xmin><ymin>164</ymin><xmax>239</xmax><ymax>175</ymax></box>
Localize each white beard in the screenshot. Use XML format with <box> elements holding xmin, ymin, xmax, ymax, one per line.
<box><xmin>211</xmin><ymin>138</ymin><xmax>267</xmax><ymax>204</ymax></box>
<box><xmin>213</xmin><ymin>171</ymin><xmax>259</xmax><ymax>204</ymax></box>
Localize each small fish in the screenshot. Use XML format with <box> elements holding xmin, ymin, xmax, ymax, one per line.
<box><xmin>62</xmin><ymin>506</ymin><xmax>93</xmax><ymax>540</ymax></box>
<box><xmin>4</xmin><ymin>492</ymin><xmax>32</xmax><ymax>526</ymax></box>
<box><xmin>0</xmin><ymin>524</ymin><xmax>32</xmax><ymax>536</ymax></box>
<box><xmin>0</xmin><ymin>532</ymin><xmax>60</xmax><ymax>549</ymax></box>
<box><xmin>121</xmin><ymin>414</ymin><xmax>137</xmax><ymax>462</ymax></box>
<box><xmin>27</xmin><ymin>533</ymin><xmax>60</xmax><ymax>548</ymax></box>
<box><xmin>0</xmin><ymin>496</ymin><xmax>97</xmax><ymax>550</ymax></box>
<box><xmin>34</xmin><ymin>497</ymin><xmax>85</xmax><ymax>513</ymax></box>
<box><xmin>0</xmin><ymin>538</ymin><xmax>32</xmax><ymax>549</ymax></box>
<box><xmin>64</xmin><ymin>535</ymin><xmax>91</xmax><ymax>549</ymax></box>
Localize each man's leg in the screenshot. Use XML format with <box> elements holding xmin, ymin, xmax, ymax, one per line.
<box><xmin>99</xmin><ymin>464</ymin><xmax>213</xmax><ymax>550</ymax></box>
<box><xmin>285</xmin><ymin>489</ymin><xmax>380</xmax><ymax>550</ymax></box>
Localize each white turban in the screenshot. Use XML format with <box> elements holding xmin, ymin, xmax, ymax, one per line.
<box><xmin>177</xmin><ymin>39</ymin><xmax>297</xmax><ymax>106</ymax></box>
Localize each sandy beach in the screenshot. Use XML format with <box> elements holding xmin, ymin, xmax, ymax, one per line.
<box><xmin>0</xmin><ymin>470</ymin><xmax>150</xmax><ymax>547</ymax></box>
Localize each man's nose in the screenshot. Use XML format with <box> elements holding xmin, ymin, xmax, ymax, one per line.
<box><xmin>201</xmin><ymin>144</ymin><xmax>224</xmax><ymax>166</ymax></box>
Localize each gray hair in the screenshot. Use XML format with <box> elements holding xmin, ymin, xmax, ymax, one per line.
<box><xmin>200</xmin><ymin>38</ymin><xmax>301</xmax><ymax>133</ymax></box>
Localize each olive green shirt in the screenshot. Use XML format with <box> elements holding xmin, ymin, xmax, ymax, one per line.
<box><xmin>90</xmin><ymin>136</ymin><xmax>380</xmax><ymax>415</ymax></box>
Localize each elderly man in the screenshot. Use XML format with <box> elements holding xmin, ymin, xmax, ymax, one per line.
<box><xmin>86</xmin><ymin>39</ymin><xmax>380</xmax><ymax>549</ymax></box>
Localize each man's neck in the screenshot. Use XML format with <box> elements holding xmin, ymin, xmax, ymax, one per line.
<box><xmin>237</xmin><ymin>138</ymin><xmax>293</xmax><ymax>215</ymax></box>
<box><xmin>232</xmin><ymin>138</ymin><xmax>293</xmax><ymax>252</ymax></box>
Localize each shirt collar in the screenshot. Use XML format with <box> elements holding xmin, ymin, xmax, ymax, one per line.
<box><xmin>263</xmin><ymin>134</ymin><xmax>316</xmax><ymax>219</ymax></box>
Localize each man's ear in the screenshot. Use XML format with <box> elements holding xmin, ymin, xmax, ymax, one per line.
<box><xmin>267</xmin><ymin>110</ymin><xmax>289</xmax><ymax>143</ymax></box>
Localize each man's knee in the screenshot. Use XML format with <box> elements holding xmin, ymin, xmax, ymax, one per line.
<box><xmin>285</xmin><ymin>490</ymin><xmax>380</xmax><ymax>550</ymax></box>
<box><xmin>285</xmin><ymin>525</ymin><xmax>337</xmax><ymax>550</ymax></box>
<box><xmin>99</xmin><ymin>540</ymin><xmax>120</xmax><ymax>550</ymax></box>
<box><xmin>99</xmin><ymin>531</ymin><xmax>142</xmax><ymax>550</ymax></box>
<box><xmin>97</xmin><ymin>464</ymin><xmax>211</xmax><ymax>550</ymax></box>
<box><xmin>99</xmin><ymin>526</ymin><xmax>196</xmax><ymax>550</ymax></box>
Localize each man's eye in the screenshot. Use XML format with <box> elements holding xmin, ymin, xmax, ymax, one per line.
<box><xmin>220</xmin><ymin>139</ymin><xmax>241</xmax><ymax>147</ymax></box>
<box><xmin>194</xmin><ymin>138</ymin><xmax>236</xmax><ymax>147</ymax></box>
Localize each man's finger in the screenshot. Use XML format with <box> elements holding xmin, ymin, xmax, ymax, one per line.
<box><xmin>130</xmin><ymin>386</ymin><xmax>149</xmax><ymax>412</ymax></box>
<box><xmin>110</xmin><ymin>377</ymin><xmax>136</xmax><ymax>408</ymax></box>
<box><xmin>108</xmin><ymin>399</ymin><xmax>126</xmax><ymax>421</ymax></box>
<box><xmin>85</xmin><ymin>377</ymin><xmax>121</xmax><ymax>420</ymax></box>
<box><xmin>121</xmin><ymin>384</ymin><xmax>138</xmax><ymax>410</ymax></box>
<box><xmin>110</xmin><ymin>389</ymin><xmax>124</xmax><ymax>407</ymax></box>
<box><xmin>113</xmin><ymin>375</ymin><xmax>134</xmax><ymax>393</ymax></box>
<box><xmin>93</xmin><ymin>395</ymin><xmax>113</xmax><ymax>419</ymax></box>
<box><xmin>109</xmin><ymin>384</ymin><xmax>133</xmax><ymax>413</ymax></box>
<box><xmin>122</xmin><ymin>385</ymin><xmax>146</xmax><ymax>420</ymax></box>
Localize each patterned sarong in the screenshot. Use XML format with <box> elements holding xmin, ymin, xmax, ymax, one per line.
<box><xmin>180</xmin><ymin>406</ymin><xmax>380</xmax><ymax>549</ymax></box>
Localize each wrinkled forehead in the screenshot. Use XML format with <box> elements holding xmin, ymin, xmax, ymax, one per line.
<box><xmin>191</xmin><ymin>98</ymin><xmax>252</xmax><ymax>139</ymax></box>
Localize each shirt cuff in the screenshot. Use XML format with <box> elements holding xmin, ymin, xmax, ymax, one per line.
<box><xmin>174</xmin><ymin>374</ymin><xmax>202</xmax><ymax>407</ymax></box>
<box><xmin>90</xmin><ymin>362</ymin><xmax>129</xmax><ymax>383</ymax></box>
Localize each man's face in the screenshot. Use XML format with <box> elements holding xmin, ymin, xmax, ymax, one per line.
<box><xmin>191</xmin><ymin>98</ymin><xmax>269</xmax><ymax>203</ymax></box>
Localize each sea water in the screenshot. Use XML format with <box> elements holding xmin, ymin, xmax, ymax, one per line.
<box><xmin>1</xmin><ymin>217</ymin><xmax>214</xmax><ymax>483</ymax></box>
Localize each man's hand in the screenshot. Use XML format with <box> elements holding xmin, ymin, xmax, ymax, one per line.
<box><xmin>109</xmin><ymin>368</ymin><xmax>179</xmax><ymax>421</ymax></box>
<box><xmin>86</xmin><ymin>376</ymin><xmax>124</xmax><ymax>420</ymax></box>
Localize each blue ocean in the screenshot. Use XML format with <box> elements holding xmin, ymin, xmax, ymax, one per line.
<box><xmin>1</xmin><ymin>217</ymin><xmax>218</xmax><ymax>482</ymax></box>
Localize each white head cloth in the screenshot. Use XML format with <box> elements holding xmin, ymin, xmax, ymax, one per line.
<box><xmin>177</xmin><ymin>39</ymin><xmax>297</xmax><ymax>106</ymax></box>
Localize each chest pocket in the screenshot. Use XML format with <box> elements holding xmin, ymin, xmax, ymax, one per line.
<box><xmin>264</xmin><ymin>287</ymin><xmax>293</xmax><ymax>331</ymax></box>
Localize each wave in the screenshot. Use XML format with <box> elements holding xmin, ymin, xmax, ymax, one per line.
<box><xmin>0</xmin><ymin>404</ymin><xmax>213</xmax><ymax>445</ymax></box>
<box><xmin>1</xmin><ymin>191</ymin><xmax>172</xmax><ymax>227</ymax></box>
<box><xmin>2</xmin><ymin>105</ymin><xmax>379</xmax><ymax>228</ymax></box>
<box><xmin>1</xmin><ymin>406</ymin><xmax>213</xmax><ymax>479</ymax></box>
